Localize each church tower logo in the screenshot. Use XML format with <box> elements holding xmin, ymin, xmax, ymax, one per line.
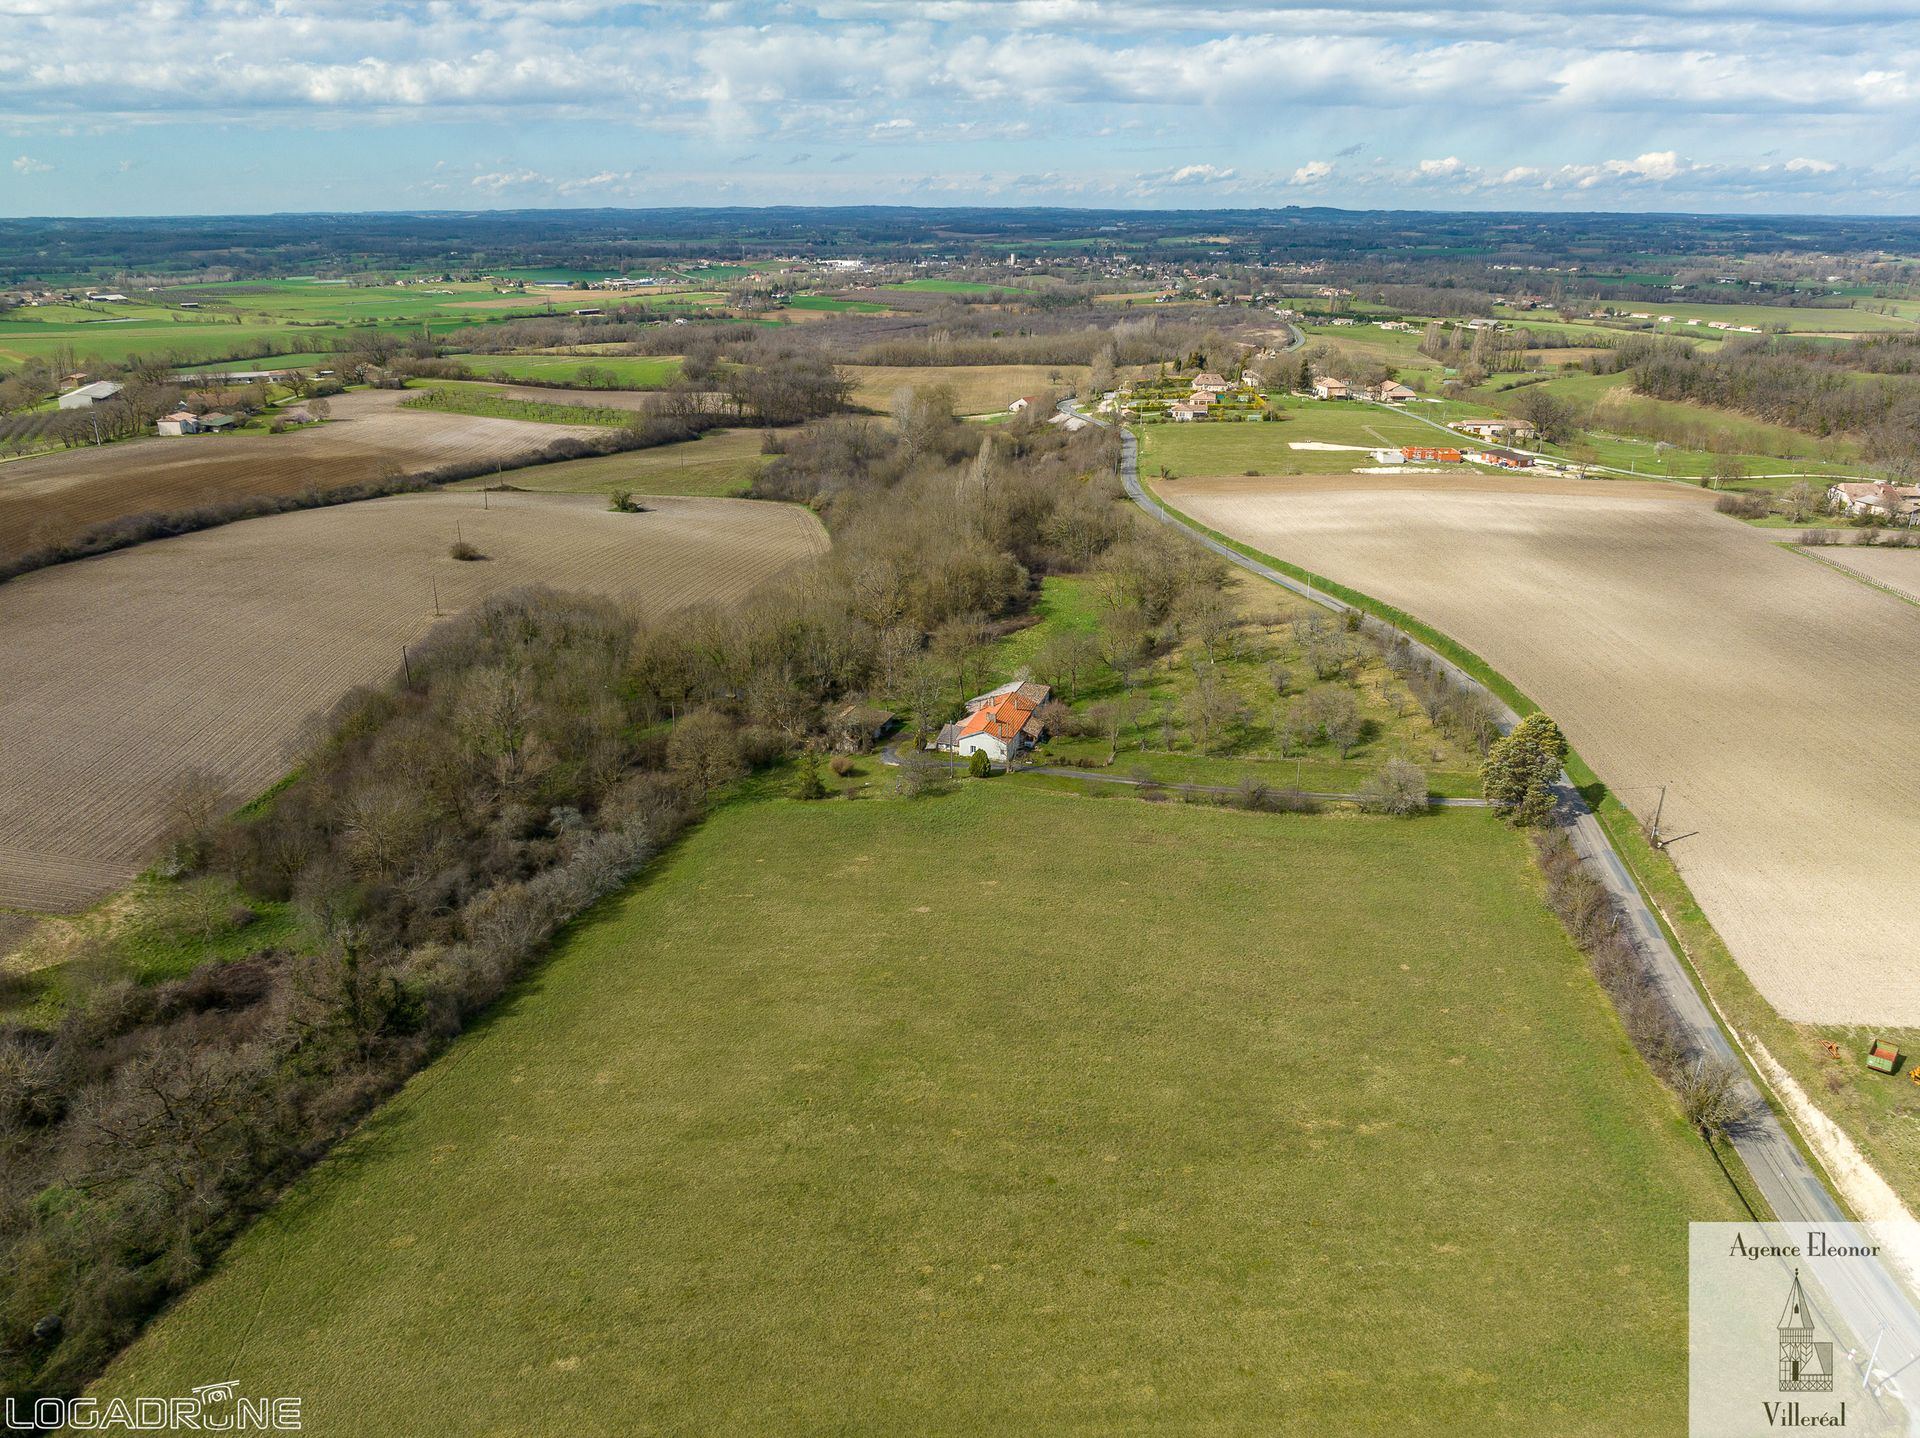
<box><xmin>1778</xmin><ymin>1268</ymin><xmax>1835</xmax><ymax>1394</ymax></box>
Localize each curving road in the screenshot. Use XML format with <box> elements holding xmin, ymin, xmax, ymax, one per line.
<box><xmin>1087</xmin><ymin>399</ymin><xmax>1920</xmax><ymax>1421</ymax></box>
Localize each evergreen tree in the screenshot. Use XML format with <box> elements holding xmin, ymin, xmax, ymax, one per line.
<box><xmin>794</xmin><ymin>749</ymin><xmax>828</xmax><ymax>800</ymax></box>
<box><xmin>1482</xmin><ymin>713</ymin><xmax>1567</xmax><ymax>825</ymax></box>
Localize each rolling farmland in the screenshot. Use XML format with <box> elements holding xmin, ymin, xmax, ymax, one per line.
<box><xmin>844</xmin><ymin>363</ymin><xmax>1093</xmax><ymax>414</ymax></box>
<box><xmin>1169</xmin><ymin>471</ymin><xmax>1920</xmax><ymax>1026</ymax></box>
<box><xmin>453</xmin><ymin>427</ymin><xmax>776</xmax><ymax>498</ymax></box>
<box><xmin>0</xmin><ymin>389</ymin><xmax>600</xmax><ymax>562</ymax></box>
<box><xmin>1816</xmin><ymin>543</ymin><xmax>1920</xmax><ymax>604</ymax></box>
<box><xmin>0</xmin><ymin>491</ymin><xmax>826</xmax><ymax>913</ymax></box>
<box><xmin>97</xmin><ymin>787</ymin><xmax>1737</xmax><ymax>1434</ymax></box>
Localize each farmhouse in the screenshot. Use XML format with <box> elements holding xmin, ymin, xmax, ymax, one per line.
<box><xmin>155</xmin><ymin>410</ymin><xmax>201</xmax><ymax>436</ymax></box>
<box><xmin>57</xmin><ymin>380</ymin><xmax>125</xmax><ymax>409</ymax></box>
<box><xmin>1191</xmin><ymin>371</ymin><xmax>1229</xmax><ymax>391</ymax></box>
<box><xmin>1829</xmin><ymin>481</ymin><xmax>1920</xmax><ymax>525</ymax></box>
<box><xmin>1169</xmin><ymin>401</ymin><xmax>1208</xmax><ymax>422</ymax></box>
<box><xmin>1370</xmin><ymin>381</ymin><xmax>1417</xmax><ymax>403</ymax></box>
<box><xmin>1008</xmin><ymin>395</ymin><xmax>1048</xmax><ymax>413</ymax></box>
<box><xmin>1312</xmin><ymin>377</ymin><xmax>1353</xmax><ymax>400</ymax></box>
<box><xmin>931</xmin><ymin>680</ymin><xmax>1052</xmax><ymax>764</ymax></box>
<box><xmin>1449</xmin><ymin>418</ymin><xmax>1539</xmax><ymax>441</ymax></box>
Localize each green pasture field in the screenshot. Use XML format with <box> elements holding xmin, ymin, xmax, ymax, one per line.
<box><xmin>1137</xmin><ymin>398</ymin><xmax>1452</xmax><ymax>476</ymax></box>
<box><xmin>1577</xmin><ymin>300</ymin><xmax>1916</xmax><ymax>334</ymax></box>
<box><xmin>97</xmin><ymin>782</ymin><xmax>1738</xmax><ymax>1434</ymax></box>
<box><xmin>785</xmin><ymin>294</ymin><xmax>890</xmax><ymax>313</ymax></box>
<box><xmin>445</xmin><ymin>353</ymin><xmax>683</xmax><ymax>388</ymax></box>
<box><xmin>876</xmin><ymin>278</ymin><xmax>1021</xmax><ymax>294</ymax></box>
<box><xmin>452</xmin><ymin>428</ymin><xmax>775</xmax><ymax>498</ymax></box>
<box><xmin>399</xmin><ymin>383</ymin><xmax>633</xmax><ymax>428</ymax></box>
<box><xmin>1478</xmin><ymin>372</ymin><xmax>1867</xmax><ymax>481</ymax></box>
<box><xmin>0</xmin><ymin>276</ymin><xmax>707</xmax><ymax>369</ymax></box>
<box><xmin>1295</xmin><ymin>324</ymin><xmax>1442</xmax><ymax>372</ymax></box>
<box><xmin>0</xmin><ymin>311</ymin><xmax>538</xmax><ymax>369</ymax></box>
<box><xmin>178</xmin><ymin>351</ymin><xmax>346</xmax><ymax>373</ymax></box>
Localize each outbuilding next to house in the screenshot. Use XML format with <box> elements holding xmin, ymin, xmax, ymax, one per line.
<box><xmin>156</xmin><ymin>411</ymin><xmax>201</xmax><ymax>436</ymax></box>
<box><xmin>931</xmin><ymin>680</ymin><xmax>1052</xmax><ymax>764</ymax></box>
<box><xmin>57</xmin><ymin>380</ymin><xmax>124</xmax><ymax>409</ymax></box>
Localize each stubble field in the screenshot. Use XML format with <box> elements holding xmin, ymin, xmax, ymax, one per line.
<box><xmin>0</xmin><ymin>491</ymin><xmax>826</xmax><ymax>912</ymax></box>
<box><xmin>0</xmin><ymin>389</ymin><xmax>600</xmax><ymax>562</ymax></box>
<box><xmin>1169</xmin><ymin>471</ymin><xmax>1920</xmax><ymax>1025</ymax></box>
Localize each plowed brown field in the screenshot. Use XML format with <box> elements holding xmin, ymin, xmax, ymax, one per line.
<box><xmin>1818</xmin><ymin>544</ymin><xmax>1920</xmax><ymax>604</ymax></box>
<box><xmin>0</xmin><ymin>390</ymin><xmax>599</xmax><ymax>562</ymax></box>
<box><xmin>0</xmin><ymin>491</ymin><xmax>825</xmax><ymax>913</ymax></box>
<box><xmin>1171</xmin><ymin>471</ymin><xmax>1920</xmax><ymax>1025</ymax></box>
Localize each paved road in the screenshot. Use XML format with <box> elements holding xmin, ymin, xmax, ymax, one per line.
<box><xmin>1090</xmin><ymin>402</ymin><xmax>1920</xmax><ymax>1417</ymax></box>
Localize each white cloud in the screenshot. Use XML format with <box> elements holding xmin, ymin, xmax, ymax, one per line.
<box><xmin>471</xmin><ymin>169</ymin><xmax>543</xmax><ymax>191</ymax></box>
<box><xmin>12</xmin><ymin>155</ymin><xmax>52</xmax><ymax>175</ymax></box>
<box><xmin>1164</xmin><ymin>163</ymin><xmax>1235</xmax><ymax>185</ymax></box>
<box><xmin>1606</xmin><ymin>150</ymin><xmax>1684</xmax><ymax>181</ymax></box>
<box><xmin>1786</xmin><ymin>156</ymin><xmax>1838</xmax><ymax>173</ymax></box>
<box><xmin>1291</xmin><ymin>160</ymin><xmax>1333</xmax><ymax>185</ymax></box>
<box><xmin>1418</xmin><ymin>155</ymin><xmax>1464</xmax><ymax>177</ymax></box>
<box><xmin>1496</xmin><ymin>165</ymin><xmax>1541</xmax><ymax>184</ymax></box>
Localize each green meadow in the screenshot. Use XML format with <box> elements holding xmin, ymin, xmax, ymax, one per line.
<box><xmin>97</xmin><ymin>783</ymin><xmax>1737</xmax><ymax>1435</ymax></box>
<box><xmin>445</xmin><ymin>353</ymin><xmax>684</xmax><ymax>388</ymax></box>
<box><xmin>454</xmin><ymin>428</ymin><xmax>775</xmax><ymax>498</ymax></box>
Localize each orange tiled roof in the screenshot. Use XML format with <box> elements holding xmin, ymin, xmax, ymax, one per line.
<box><xmin>956</xmin><ymin>690</ymin><xmax>1037</xmax><ymax>742</ymax></box>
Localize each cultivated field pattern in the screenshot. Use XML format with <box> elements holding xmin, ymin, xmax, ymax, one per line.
<box><xmin>1173</xmin><ymin>472</ymin><xmax>1920</xmax><ymax>1025</ymax></box>
<box><xmin>0</xmin><ymin>492</ymin><xmax>825</xmax><ymax>912</ymax></box>
<box><xmin>0</xmin><ymin>390</ymin><xmax>600</xmax><ymax>562</ymax></box>
<box><xmin>1819</xmin><ymin>545</ymin><xmax>1920</xmax><ymax>605</ymax></box>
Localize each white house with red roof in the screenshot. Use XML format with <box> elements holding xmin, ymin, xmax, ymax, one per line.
<box><xmin>931</xmin><ymin>680</ymin><xmax>1052</xmax><ymax>763</ymax></box>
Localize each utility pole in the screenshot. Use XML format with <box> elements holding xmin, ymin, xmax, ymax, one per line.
<box><xmin>1651</xmin><ymin>783</ymin><xmax>1667</xmax><ymax>847</ymax></box>
<box><xmin>401</xmin><ymin>645</ymin><xmax>412</xmax><ymax>686</ymax></box>
<box><xmin>431</xmin><ymin>577</ymin><xmax>440</xmax><ymax>616</ymax></box>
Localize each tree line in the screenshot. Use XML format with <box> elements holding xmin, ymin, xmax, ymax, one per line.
<box><xmin>0</xmin><ymin>394</ymin><xmax>1188</xmax><ymax>1401</ymax></box>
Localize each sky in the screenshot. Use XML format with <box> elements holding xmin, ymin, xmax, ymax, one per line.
<box><xmin>3</xmin><ymin>0</ymin><xmax>1920</xmax><ymax>217</ymax></box>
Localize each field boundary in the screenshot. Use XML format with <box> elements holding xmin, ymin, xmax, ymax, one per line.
<box><xmin>1109</xmin><ymin>420</ymin><xmax>1862</xmax><ymax>1227</ymax></box>
<box><xmin>1781</xmin><ymin>540</ymin><xmax>1920</xmax><ymax>610</ymax></box>
<box><xmin>0</xmin><ymin>421</ymin><xmax>724</xmax><ymax>588</ymax></box>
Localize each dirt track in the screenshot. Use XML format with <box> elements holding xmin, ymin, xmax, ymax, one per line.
<box><xmin>0</xmin><ymin>491</ymin><xmax>825</xmax><ymax>913</ymax></box>
<box><xmin>1174</xmin><ymin>472</ymin><xmax>1920</xmax><ymax>1026</ymax></box>
<box><xmin>0</xmin><ymin>390</ymin><xmax>599</xmax><ymax>561</ymax></box>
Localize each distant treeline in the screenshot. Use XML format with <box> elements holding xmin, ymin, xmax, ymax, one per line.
<box><xmin>1623</xmin><ymin>334</ymin><xmax>1920</xmax><ymax>459</ymax></box>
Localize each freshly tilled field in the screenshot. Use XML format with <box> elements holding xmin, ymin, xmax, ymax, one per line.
<box><xmin>0</xmin><ymin>389</ymin><xmax>601</xmax><ymax>562</ymax></box>
<box><xmin>0</xmin><ymin>491</ymin><xmax>826</xmax><ymax>912</ymax></box>
<box><xmin>1172</xmin><ymin>472</ymin><xmax>1920</xmax><ymax>1026</ymax></box>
